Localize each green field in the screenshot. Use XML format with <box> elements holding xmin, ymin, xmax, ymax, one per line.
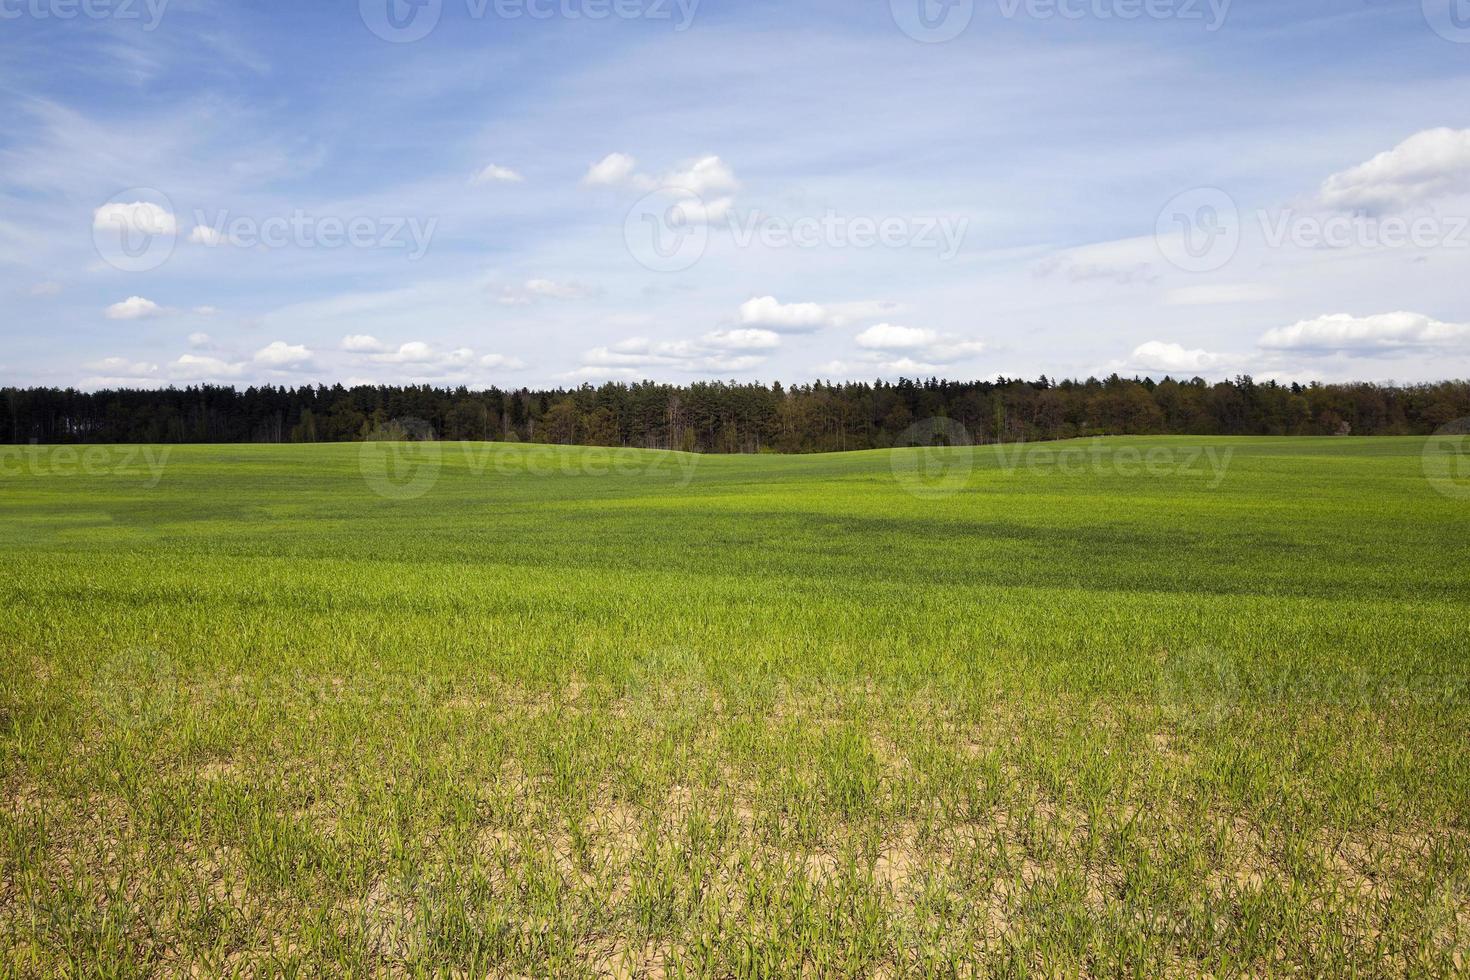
<box><xmin>3</xmin><ymin>436</ymin><xmax>1469</xmax><ymax>976</ymax></box>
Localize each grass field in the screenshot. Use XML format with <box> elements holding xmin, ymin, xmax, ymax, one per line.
<box><xmin>3</xmin><ymin>435</ymin><xmax>1469</xmax><ymax>976</ymax></box>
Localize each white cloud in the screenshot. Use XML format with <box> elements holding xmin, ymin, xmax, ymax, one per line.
<box><xmin>83</xmin><ymin>356</ymin><xmax>159</xmax><ymax>377</ymax></box>
<box><xmin>583</xmin><ymin>153</ymin><xmax>740</xmax><ymax>220</ymax></box>
<box><xmin>671</xmin><ymin>194</ymin><xmax>733</xmax><ymax>225</ymax></box>
<box><xmin>583</xmin><ymin>152</ymin><xmax>641</xmax><ymax>187</ymax></box>
<box><xmin>1319</xmin><ymin>128</ymin><xmax>1470</xmax><ymax>213</ymax></box>
<box><xmin>854</xmin><ymin>324</ymin><xmax>985</xmax><ymax>366</ymax></box>
<box><xmin>1130</xmin><ymin>340</ymin><xmax>1222</xmax><ymax>373</ymax></box>
<box><xmin>364</xmin><ymin>342</ymin><xmax>477</xmax><ymax>376</ymax></box>
<box><xmin>253</xmin><ymin>341</ymin><xmax>313</xmax><ymax>368</ymax></box>
<box><xmin>738</xmin><ymin>296</ymin><xmax>833</xmax><ymax>332</ymax></box>
<box><xmin>479</xmin><ymin>353</ymin><xmax>527</xmax><ymax>370</ymax></box>
<box><xmin>93</xmin><ymin>201</ymin><xmax>176</xmax><ymax>237</ymax></box>
<box><xmin>499</xmin><ymin>278</ymin><xmax>597</xmax><ymax>304</ymax></box>
<box><xmin>170</xmin><ymin>353</ymin><xmax>246</xmax><ymax>379</ymax></box>
<box><xmin>575</xmin><ymin>333</ymin><xmax>770</xmax><ymax>376</ymax></box>
<box><xmin>704</xmin><ymin>328</ymin><xmax>780</xmax><ymax>351</ymax></box>
<box><xmin>856</xmin><ymin>323</ymin><xmax>937</xmax><ymax>350</ymax></box>
<box><xmin>1259</xmin><ymin>312</ymin><xmax>1470</xmax><ymax>354</ymax></box>
<box><xmin>31</xmin><ymin>281</ymin><xmax>61</xmax><ymax>297</ymax></box>
<box><xmin>662</xmin><ymin>155</ymin><xmax>739</xmax><ymax>197</ymax></box>
<box><xmin>192</xmin><ymin>306</ymin><xmax>219</xmax><ymax>316</ymax></box>
<box><xmin>472</xmin><ymin>163</ymin><xmax>524</xmax><ymax>184</ymax></box>
<box><xmin>105</xmin><ymin>296</ymin><xmax>163</xmax><ymax>320</ymax></box>
<box><xmin>189</xmin><ymin>224</ymin><xmax>227</xmax><ymax>246</ymax></box>
<box><xmin>187</xmin><ymin>332</ymin><xmax>212</xmax><ymax>348</ymax></box>
<box><xmin>342</xmin><ymin>334</ymin><xmax>388</xmax><ymax>353</ymax></box>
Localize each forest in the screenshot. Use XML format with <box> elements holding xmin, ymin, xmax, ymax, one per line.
<box><xmin>5</xmin><ymin>375</ymin><xmax>1469</xmax><ymax>451</ymax></box>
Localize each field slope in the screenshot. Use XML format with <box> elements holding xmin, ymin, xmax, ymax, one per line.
<box><xmin>3</xmin><ymin>436</ymin><xmax>1469</xmax><ymax>975</ymax></box>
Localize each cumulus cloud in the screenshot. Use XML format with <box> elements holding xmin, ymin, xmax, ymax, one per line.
<box><xmin>1129</xmin><ymin>341</ymin><xmax>1223</xmax><ymax>373</ymax></box>
<box><xmin>738</xmin><ymin>296</ymin><xmax>834</xmax><ymax>332</ymax></box>
<box><xmin>189</xmin><ymin>224</ymin><xmax>227</xmax><ymax>246</ymax></box>
<box><xmin>479</xmin><ymin>353</ymin><xmax>527</xmax><ymax>370</ymax></box>
<box><xmin>193</xmin><ymin>306</ymin><xmax>219</xmax><ymax>316</ymax></box>
<box><xmin>253</xmin><ymin>341</ymin><xmax>313</xmax><ymax>368</ymax></box>
<box><xmin>1259</xmin><ymin>312</ymin><xmax>1470</xmax><ymax>354</ymax></box>
<box><xmin>188</xmin><ymin>332</ymin><xmax>212</xmax><ymax>348</ymax></box>
<box><xmin>170</xmin><ymin>353</ymin><xmax>246</xmax><ymax>379</ymax></box>
<box><xmin>472</xmin><ymin>163</ymin><xmax>524</xmax><ymax>184</ymax></box>
<box><xmin>83</xmin><ymin>356</ymin><xmax>160</xmax><ymax>377</ymax></box>
<box><xmin>582</xmin><ymin>152</ymin><xmax>643</xmax><ymax>187</ymax></box>
<box><xmin>1319</xmin><ymin>128</ymin><xmax>1470</xmax><ymax>213</ymax></box>
<box><xmin>583</xmin><ymin>153</ymin><xmax>740</xmax><ymax>224</ymax></box>
<box><xmin>93</xmin><ymin>201</ymin><xmax>176</xmax><ymax>237</ymax></box>
<box><xmin>105</xmin><ymin>296</ymin><xmax>163</xmax><ymax>320</ymax></box>
<box><xmin>662</xmin><ymin>155</ymin><xmax>739</xmax><ymax>197</ymax></box>
<box><xmin>704</xmin><ymin>328</ymin><xmax>781</xmax><ymax>351</ymax></box>
<box><xmin>573</xmin><ymin>332</ymin><xmax>771</xmax><ymax>377</ymax></box>
<box><xmin>342</xmin><ymin>334</ymin><xmax>388</xmax><ymax>353</ymax></box>
<box><xmin>856</xmin><ymin>323</ymin><xmax>937</xmax><ymax>350</ymax></box>
<box><xmin>498</xmin><ymin>278</ymin><xmax>598</xmax><ymax>305</ymax></box>
<box><xmin>852</xmin><ymin>323</ymin><xmax>985</xmax><ymax>368</ymax></box>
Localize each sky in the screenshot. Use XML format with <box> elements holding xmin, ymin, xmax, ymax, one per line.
<box><xmin>2</xmin><ymin>0</ymin><xmax>1469</xmax><ymax>391</ymax></box>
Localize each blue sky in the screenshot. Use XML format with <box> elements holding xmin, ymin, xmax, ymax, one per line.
<box><xmin>3</xmin><ymin>0</ymin><xmax>1469</xmax><ymax>389</ymax></box>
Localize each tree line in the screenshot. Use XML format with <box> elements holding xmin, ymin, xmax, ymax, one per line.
<box><xmin>4</xmin><ymin>376</ymin><xmax>1468</xmax><ymax>451</ymax></box>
